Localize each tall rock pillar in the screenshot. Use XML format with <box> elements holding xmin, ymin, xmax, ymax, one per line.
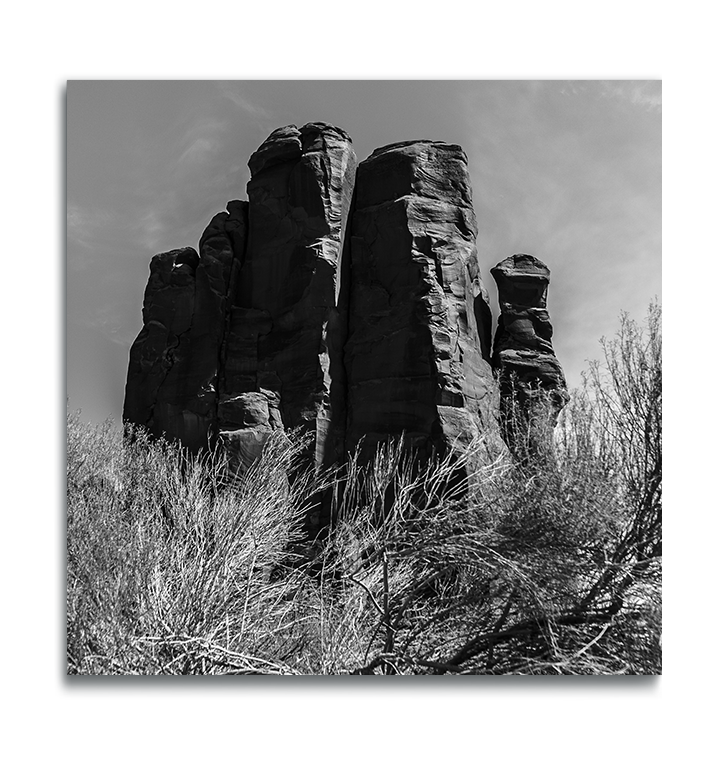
<box><xmin>344</xmin><ymin>140</ymin><xmax>503</xmax><ymax>464</ymax></box>
<box><xmin>490</xmin><ymin>253</ymin><xmax>569</xmax><ymax>459</ymax></box>
<box><xmin>219</xmin><ymin>123</ymin><xmax>357</xmax><ymax>470</ymax></box>
<box><xmin>122</xmin><ymin>209</ymin><xmax>238</xmax><ymax>452</ymax></box>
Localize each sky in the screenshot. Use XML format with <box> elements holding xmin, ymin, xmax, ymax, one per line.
<box><xmin>66</xmin><ymin>80</ymin><xmax>661</xmax><ymax>425</ymax></box>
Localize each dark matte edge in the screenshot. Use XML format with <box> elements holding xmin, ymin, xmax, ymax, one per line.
<box><xmin>57</xmin><ymin>72</ymin><xmax>662</xmax><ymax>701</ymax></box>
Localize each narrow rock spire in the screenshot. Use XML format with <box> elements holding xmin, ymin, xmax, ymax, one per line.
<box><xmin>490</xmin><ymin>253</ymin><xmax>569</xmax><ymax>460</ymax></box>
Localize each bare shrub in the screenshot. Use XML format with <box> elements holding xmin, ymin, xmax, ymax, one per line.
<box><xmin>67</xmin><ymin>303</ymin><xmax>661</xmax><ymax>675</ymax></box>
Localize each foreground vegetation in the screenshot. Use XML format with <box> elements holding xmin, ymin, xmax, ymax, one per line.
<box><xmin>67</xmin><ymin>304</ymin><xmax>661</xmax><ymax>675</ymax></box>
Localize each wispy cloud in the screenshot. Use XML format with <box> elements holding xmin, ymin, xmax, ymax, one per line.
<box><xmin>600</xmin><ymin>80</ymin><xmax>661</xmax><ymax>111</ymax></box>
<box><xmin>67</xmin><ymin>202</ymin><xmax>112</xmax><ymax>234</ymax></box>
<box><xmin>555</xmin><ymin>81</ymin><xmax>661</xmax><ymax>112</ymax></box>
<box><xmin>138</xmin><ymin>208</ymin><xmax>168</xmax><ymax>253</ymax></box>
<box><xmin>217</xmin><ymin>83</ymin><xmax>271</xmax><ymax>119</ymax></box>
<box><xmin>172</xmin><ymin>118</ymin><xmax>228</xmax><ymax>173</ymax></box>
<box><xmin>83</xmin><ymin>300</ymin><xmax>139</xmax><ymax>348</ymax></box>
<box><xmin>67</xmin><ymin>203</ymin><xmax>117</xmax><ymax>268</ymax></box>
<box><xmin>176</xmin><ymin>136</ymin><xmax>217</xmax><ymax>167</ymax></box>
<box><xmin>67</xmin><ymin>202</ymin><xmax>89</xmax><ymax>231</ymax></box>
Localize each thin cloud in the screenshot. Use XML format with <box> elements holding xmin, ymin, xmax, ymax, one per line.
<box><xmin>217</xmin><ymin>83</ymin><xmax>272</xmax><ymax>119</ymax></box>
<box><xmin>67</xmin><ymin>202</ymin><xmax>88</xmax><ymax>231</ymax></box>
<box><xmin>172</xmin><ymin>118</ymin><xmax>228</xmax><ymax>173</ymax></box>
<box><xmin>67</xmin><ymin>203</ymin><xmax>116</xmax><ymax>267</ymax></box>
<box><xmin>553</xmin><ymin>81</ymin><xmax>661</xmax><ymax>112</ymax></box>
<box><xmin>176</xmin><ymin>136</ymin><xmax>217</xmax><ymax>167</ymax></box>
<box><xmin>73</xmin><ymin>302</ymin><xmax>137</xmax><ymax>347</ymax></box>
<box><xmin>600</xmin><ymin>80</ymin><xmax>661</xmax><ymax>111</ymax></box>
<box><xmin>67</xmin><ymin>202</ymin><xmax>112</xmax><ymax>234</ymax></box>
<box><xmin>138</xmin><ymin>208</ymin><xmax>168</xmax><ymax>253</ymax></box>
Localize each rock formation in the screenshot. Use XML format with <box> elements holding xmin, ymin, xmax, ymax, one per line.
<box><xmin>490</xmin><ymin>253</ymin><xmax>568</xmax><ymax>458</ymax></box>
<box><xmin>123</xmin><ymin>242</ymin><xmax>229</xmax><ymax>452</ymax></box>
<box><xmin>344</xmin><ymin>140</ymin><xmax>500</xmax><ymax>463</ymax></box>
<box><xmin>126</xmin><ymin>125</ymin><xmax>570</xmax><ymax>479</ymax></box>
<box><xmin>125</xmin><ymin>123</ymin><xmax>357</xmax><ymax>466</ymax></box>
<box><xmin>219</xmin><ymin>123</ymin><xmax>357</xmax><ymax>470</ymax></box>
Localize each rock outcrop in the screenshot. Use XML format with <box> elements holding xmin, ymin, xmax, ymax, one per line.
<box><xmin>125</xmin><ymin>122</ymin><xmax>357</xmax><ymax>467</ymax></box>
<box><xmin>490</xmin><ymin>253</ymin><xmax>568</xmax><ymax>458</ymax></box>
<box><xmin>126</xmin><ymin>125</ymin><xmax>570</xmax><ymax>480</ymax></box>
<box><xmin>220</xmin><ymin>123</ymin><xmax>357</xmax><ymax>470</ymax></box>
<box><xmin>123</xmin><ymin>243</ymin><xmax>228</xmax><ymax>452</ymax></box>
<box><xmin>344</xmin><ymin>140</ymin><xmax>500</xmax><ymax>463</ymax></box>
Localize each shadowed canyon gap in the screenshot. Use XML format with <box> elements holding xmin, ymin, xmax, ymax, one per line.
<box><xmin>124</xmin><ymin>123</ymin><xmax>566</xmax><ymax>469</ymax></box>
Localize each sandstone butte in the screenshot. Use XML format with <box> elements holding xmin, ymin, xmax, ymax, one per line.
<box><xmin>123</xmin><ymin>122</ymin><xmax>567</xmax><ymax>473</ymax></box>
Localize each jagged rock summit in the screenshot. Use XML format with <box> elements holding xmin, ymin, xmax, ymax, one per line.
<box><xmin>124</xmin><ymin>123</ymin><xmax>567</xmax><ymax>474</ymax></box>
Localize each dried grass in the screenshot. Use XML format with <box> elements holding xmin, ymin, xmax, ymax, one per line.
<box><xmin>67</xmin><ymin>303</ymin><xmax>661</xmax><ymax>675</ymax></box>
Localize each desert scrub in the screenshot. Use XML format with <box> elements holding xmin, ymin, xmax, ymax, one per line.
<box><xmin>67</xmin><ymin>303</ymin><xmax>661</xmax><ymax>675</ymax></box>
<box><xmin>67</xmin><ymin>419</ymin><xmax>334</xmax><ymax>674</ymax></box>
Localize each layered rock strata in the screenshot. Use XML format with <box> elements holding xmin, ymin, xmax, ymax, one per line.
<box><xmin>344</xmin><ymin>140</ymin><xmax>500</xmax><ymax>463</ymax></box>
<box><xmin>490</xmin><ymin>254</ymin><xmax>569</xmax><ymax>457</ymax></box>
